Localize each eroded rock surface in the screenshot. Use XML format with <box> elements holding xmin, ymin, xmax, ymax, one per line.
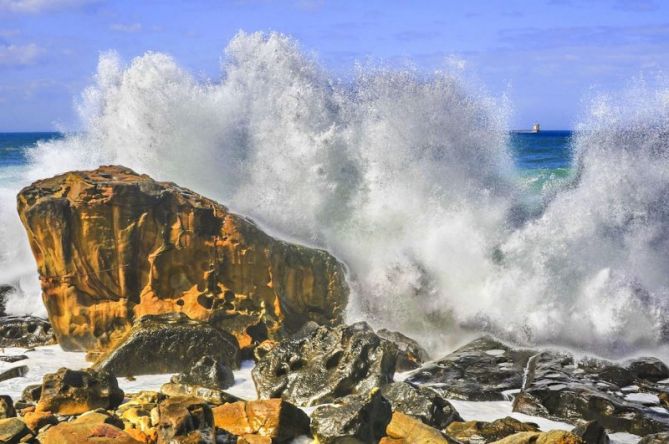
<box><xmin>0</xmin><ymin>316</ymin><xmax>55</xmax><ymax>348</ymax></box>
<box><xmin>380</xmin><ymin>382</ymin><xmax>461</xmax><ymax>429</ymax></box>
<box><xmin>252</xmin><ymin>322</ymin><xmax>397</xmax><ymax>406</ymax></box>
<box><xmin>17</xmin><ymin>165</ymin><xmax>349</xmax><ymax>352</ymax></box>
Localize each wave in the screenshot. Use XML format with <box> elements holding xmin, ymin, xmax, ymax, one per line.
<box><xmin>4</xmin><ymin>31</ymin><xmax>669</xmax><ymax>357</ymax></box>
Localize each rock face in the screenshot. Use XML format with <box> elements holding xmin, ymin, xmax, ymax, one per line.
<box><xmin>253</xmin><ymin>322</ymin><xmax>398</xmax><ymax>406</ymax></box>
<box><xmin>94</xmin><ymin>312</ymin><xmax>239</xmax><ymax>376</ymax></box>
<box><xmin>17</xmin><ymin>165</ymin><xmax>349</xmax><ymax>352</ymax></box>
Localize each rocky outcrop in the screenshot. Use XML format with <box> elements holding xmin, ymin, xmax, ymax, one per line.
<box><xmin>17</xmin><ymin>165</ymin><xmax>349</xmax><ymax>352</ymax></box>
<box><xmin>377</xmin><ymin>329</ymin><xmax>430</xmax><ymax>371</ymax></box>
<box><xmin>379</xmin><ymin>382</ymin><xmax>461</xmax><ymax>429</ymax></box>
<box><xmin>252</xmin><ymin>322</ymin><xmax>397</xmax><ymax>406</ymax></box>
<box><xmin>94</xmin><ymin>312</ymin><xmax>239</xmax><ymax>376</ymax></box>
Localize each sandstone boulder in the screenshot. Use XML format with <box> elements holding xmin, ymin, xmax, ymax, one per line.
<box><xmin>253</xmin><ymin>322</ymin><xmax>397</xmax><ymax>406</ymax></box>
<box><xmin>94</xmin><ymin>312</ymin><xmax>239</xmax><ymax>376</ymax></box>
<box><xmin>38</xmin><ymin>422</ymin><xmax>141</xmax><ymax>444</ymax></box>
<box><xmin>0</xmin><ymin>417</ymin><xmax>32</xmax><ymax>443</ymax></box>
<box><xmin>491</xmin><ymin>430</ymin><xmax>584</xmax><ymax>444</ymax></box>
<box><xmin>17</xmin><ymin>165</ymin><xmax>349</xmax><ymax>352</ymax></box>
<box><xmin>445</xmin><ymin>417</ymin><xmax>539</xmax><ymax>443</ymax></box>
<box><xmin>385</xmin><ymin>411</ymin><xmax>453</xmax><ymax>444</ymax></box>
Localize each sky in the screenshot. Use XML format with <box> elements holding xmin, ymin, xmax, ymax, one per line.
<box><xmin>1</xmin><ymin>0</ymin><xmax>668</xmax><ymax>131</ymax></box>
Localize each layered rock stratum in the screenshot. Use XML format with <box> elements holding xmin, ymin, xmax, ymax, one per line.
<box><xmin>17</xmin><ymin>165</ymin><xmax>348</xmax><ymax>352</ymax></box>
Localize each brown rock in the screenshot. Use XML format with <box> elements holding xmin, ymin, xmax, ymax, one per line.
<box><xmin>492</xmin><ymin>430</ymin><xmax>585</xmax><ymax>444</ymax></box>
<box><xmin>17</xmin><ymin>165</ymin><xmax>349</xmax><ymax>352</ymax></box>
<box><xmin>0</xmin><ymin>395</ymin><xmax>15</xmax><ymax>418</ymax></box>
<box><xmin>36</xmin><ymin>367</ymin><xmax>124</xmax><ymax>415</ymax></box>
<box><xmin>155</xmin><ymin>396</ymin><xmax>214</xmax><ymax>444</ymax></box>
<box><xmin>0</xmin><ymin>417</ymin><xmax>32</xmax><ymax>443</ymax></box>
<box><xmin>72</xmin><ymin>410</ymin><xmax>125</xmax><ymax>429</ymax></box>
<box><xmin>386</xmin><ymin>411</ymin><xmax>451</xmax><ymax>443</ymax></box>
<box><xmin>239</xmin><ymin>435</ymin><xmax>273</xmax><ymax>444</ymax></box>
<box><xmin>38</xmin><ymin>421</ymin><xmax>142</xmax><ymax>444</ymax></box>
<box><xmin>212</xmin><ymin>399</ymin><xmax>310</xmax><ymax>441</ymax></box>
<box><xmin>380</xmin><ymin>438</ymin><xmax>406</xmax><ymax>444</ymax></box>
<box><xmin>445</xmin><ymin>417</ymin><xmax>539</xmax><ymax>443</ymax></box>
<box><xmin>22</xmin><ymin>411</ymin><xmax>58</xmax><ymax>432</ymax></box>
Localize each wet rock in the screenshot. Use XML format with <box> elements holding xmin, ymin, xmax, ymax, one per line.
<box><xmin>512</xmin><ymin>351</ymin><xmax>669</xmax><ymax>435</ymax></box>
<box><xmin>17</xmin><ymin>165</ymin><xmax>349</xmax><ymax>352</ymax></box>
<box><xmin>155</xmin><ymin>396</ymin><xmax>214</xmax><ymax>444</ymax></box>
<box><xmin>377</xmin><ymin>329</ymin><xmax>430</xmax><ymax>371</ymax></box>
<box><xmin>253</xmin><ymin>322</ymin><xmax>397</xmax><ymax>406</ymax></box>
<box><xmin>639</xmin><ymin>432</ymin><xmax>669</xmax><ymax>443</ymax></box>
<box><xmin>38</xmin><ymin>421</ymin><xmax>141</xmax><ymax>444</ymax></box>
<box><xmin>0</xmin><ymin>417</ymin><xmax>32</xmax><ymax>443</ymax></box>
<box><xmin>22</xmin><ymin>410</ymin><xmax>58</xmax><ymax>433</ymax></box>
<box><xmin>94</xmin><ymin>312</ymin><xmax>240</xmax><ymax>377</ymax></box>
<box><xmin>492</xmin><ymin>430</ymin><xmax>584</xmax><ymax>444</ymax></box>
<box><xmin>0</xmin><ymin>315</ymin><xmax>55</xmax><ymax>348</ymax></box>
<box><xmin>0</xmin><ymin>365</ymin><xmax>28</xmax><ymax>383</ymax></box>
<box><xmin>311</xmin><ymin>389</ymin><xmax>392</xmax><ymax>444</ymax></box>
<box><xmin>385</xmin><ymin>411</ymin><xmax>453</xmax><ymax>443</ymax></box>
<box><xmin>171</xmin><ymin>355</ymin><xmax>234</xmax><ymax>390</ymax></box>
<box><xmin>406</xmin><ymin>336</ymin><xmax>535</xmax><ymax>401</ymax></box>
<box><xmin>212</xmin><ymin>399</ymin><xmax>310</xmax><ymax>442</ymax></box>
<box><xmin>160</xmin><ymin>382</ymin><xmax>241</xmax><ymax>405</ymax></box>
<box><xmin>36</xmin><ymin>367</ymin><xmax>124</xmax><ymax>415</ymax></box>
<box><xmin>445</xmin><ymin>417</ymin><xmax>539</xmax><ymax>443</ymax></box>
<box><xmin>627</xmin><ymin>358</ymin><xmax>669</xmax><ymax>383</ymax></box>
<box><xmin>571</xmin><ymin>420</ymin><xmax>609</xmax><ymax>444</ymax></box>
<box><xmin>380</xmin><ymin>381</ymin><xmax>461</xmax><ymax>429</ymax></box>
<box><xmin>0</xmin><ymin>355</ymin><xmax>27</xmax><ymax>363</ymax></box>
<box><xmin>0</xmin><ymin>395</ymin><xmax>15</xmax><ymax>418</ymax></box>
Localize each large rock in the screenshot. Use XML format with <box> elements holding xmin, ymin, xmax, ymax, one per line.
<box><xmin>253</xmin><ymin>322</ymin><xmax>398</xmax><ymax>406</ymax></box>
<box><xmin>0</xmin><ymin>417</ymin><xmax>32</xmax><ymax>443</ymax></box>
<box><xmin>94</xmin><ymin>312</ymin><xmax>239</xmax><ymax>376</ymax></box>
<box><xmin>0</xmin><ymin>315</ymin><xmax>55</xmax><ymax>348</ymax></box>
<box><xmin>379</xmin><ymin>382</ymin><xmax>461</xmax><ymax>429</ymax></box>
<box><xmin>385</xmin><ymin>411</ymin><xmax>453</xmax><ymax>443</ymax></box>
<box><xmin>171</xmin><ymin>355</ymin><xmax>234</xmax><ymax>390</ymax></box>
<box><xmin>377</xmin><ymin>329</ymin><xmax>430</xmax><ymax>372</ymax></box>
<box><xmin>155</xmin><ymin>396</ymin><xmax>215</xmax><ymax>444</ymax></box>
<box><xmin>17</xmin><ymin>165</ymin><xmax>349</xmax><ymax>352</ymax></box>
<box><xmin>38</xmin><ymin>422</ymin><xmax>141</xmax><ymax>444</ymax></box>
<box><xmin>36</xmin><ymin>367</ymin><xmax>124</xmax><ymax>415</ymax></box>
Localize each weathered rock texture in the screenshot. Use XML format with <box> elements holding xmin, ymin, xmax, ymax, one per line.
<box><xmin>17</xmin><ymin>165</ymin><xmax>349</xmax><ymax>351</ymax></box>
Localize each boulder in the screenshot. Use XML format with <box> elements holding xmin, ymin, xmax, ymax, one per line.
<box><xmin>445</xmin><ymin>417</ymin><xmax>539</xmax><ymax>443</ymax></box>
<box><xmin>380</xmin><ymin>382</ymin><xmax>461</xmax><ymax>429</ymax></box>
<box><xmin>155</xmin><ymin>396</ymin><xmax>214</xmax><ymax>444</ymax></box>
<box><xmin>38</xmin><ymin>422</ymin><xmax>141</xmax><ymax>444</ymax></box>
<box><xmin>377</xmin><ymin>329</ymin><xmax>430</xmax><ymax>371</ymax></box>
<box><xmin>406</xmin><ymin>336</ymin><xmax>534</xmax><ymax>401</ymax></box>
<box><xmin>0</xmin><ymin>395</ymin><xmax>15</xmax><ymax>419</ymax></box>
<box><xmin>385</xmin><ymin>411</ymin><xmax>453</xmax><ymax>443</ymax></box>
<box><xmin>22</xmin><ymin>411</ymin><xmax>58</xmax><ymax>432</ymax></box>
<box><xmin>212</xmin><ymin>399</ymin><xmax>310</xmax><ymax>442</ymax></box>
<box><xmin>94</xmin><ymin>312</ymin><xmax>240</xmax><ymax>376</ymax></box>
<box><xmin>17</xmin><ymin>165</ymin><xmax>349</xmax><ymax>352</ymax></box>
<box><xmin>0</xmin><ymin>315</ymin><xmax>55</xmax><ymax>348</ymax></box>
<box><xmin>627</xmin><ymin>358</ymin><xmax>669</xmax><ymax>383</ymax></box>
<box><xmin>571</xmin><ymin>421</ymin><xmax>609</xmax><ymax>444</ymax></box>
<box><xmin>0</xmin><ymin>417</ymin><xmax>32</xmax><ymax>443</ymax></box>
<box><xmin>36</xmin><ymin>367</ymin><xmax>124</xmax><ymax>415</ymax></box>
<box><xmin>171</xmin><ymin>355</ymin><xmax>234</xmax><ymax>390</ymax></box>
<box><xmin>253</xmin><ymin>322</ymin><xmax>397</xmax><ymax>406</ymax></box>
<box><xmin>491</xmin><ymin>430</ymin><xmax>584</xmax><ymax>444</ymax></box>
<box><xmin>73</xmin><ymin>410</ymin><xmax>125</xmax><ymax>429</ymax></box>
<box><xmin>311</xmin><ymin>389</ymin><xmax>392</xmax><ymax>444</ymax></box>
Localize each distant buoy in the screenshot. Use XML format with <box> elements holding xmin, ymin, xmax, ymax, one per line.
<box><xmin>531</xmin><ymin>123</ymin><xmax>541</xmax><ymax>133</ymax></box>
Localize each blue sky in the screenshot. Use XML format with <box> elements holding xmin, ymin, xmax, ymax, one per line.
<box><xmin>1</xmin><ymin>0</ymin><xmax>668</xmax><ymax>130</ymax></box>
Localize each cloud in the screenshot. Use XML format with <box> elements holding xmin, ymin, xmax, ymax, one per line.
<box><xmin>0</xmin><ymin>0</ymin><xmax>100</xmax><ymax>13</ymax></box>
<box><xmin>110</xmin><ymin>22</ymin><xmax>142</xmax><ymax>33</ymax></box>
<box><xmin>0</xmin><ymin>42</ymin><xmax>41</xmax><ymax>66</ymax></box>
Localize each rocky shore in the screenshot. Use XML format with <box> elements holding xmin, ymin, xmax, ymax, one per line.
<box><xmin>0</xmin><ymin>165</ymin><xmax>666</xmax><ymax>443</ymax></box>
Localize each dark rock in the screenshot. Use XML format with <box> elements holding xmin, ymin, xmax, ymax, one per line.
<box><xmin>0</xmin><ymin>395</ymin><xmax>15</xmax><ymax>419</ymax></box>
<box><xmin>171</xmin><ymin>355</ymin><xmax>234</xmax><ymax>390</ymax></box>
<box><xmin>377</xmin><ymin>328</ymin><xmax>430</xmax><ymax>371</ymax></box>
<box><xmin>639</xmin><ymin>432</ymin><xmax>669</xmax><ymax>443</ymax></box>
<box><xmin>445</xmin><ymin>416</ymin><xmax>539</xmax><ymax>443</ymax></box>
<box><xmin>253</xmin><ymin>322</ymin><xmax>397</xmax><ymax>406</ymax></box>
<box><xmin>0</xmin><ymin>285</ymin><xmax>11</xmax><ymax>316</ymax></box>
<box><xmin>0</xmin><ymin>365</ymin><xmax>27</xmax><ymax>383</ymax></box>
<box><xmin>0</xmin><ymin>315</ymin><xmax>55</xmax><ymax>347</ymax></box>
<box><xmin>0</xmin><ymin>417</ymin><xmax>31</xmax><ymax>443</ymax></box>
<box><xmin>406</xmin><ymin>336</ymin><xmax>535</xmax><ymax>401</ymax></box>
<box><xmin>571</xmin><ymin>420</ymin><xmax>609</xmax><ymax>444</ymax></box>
<box><xmin>512</xmin><ymin>351</ymin><xmax>669</xmax><ymax>436</ymax></box>
<box><xmin>311</xmin><ymin>389</ymin><xmax>392</xmax><ymax>444</ymax></box>
<box><xmin>94</xmin><ymin>312</ymin><xmax>240</xmax><ymax>377</ymax></box>
<box><xmin>0</xmin><ymin>355</ymin><xmax>27</xmax><ymax>363</ymax></box>
<box><xmin>36</xmin><ymin>367</ymin><xmax>124</xmax><ymax>415</ymax></box>
<box><xmin>156</xmin><ymin>396</ymin><xmax>214</xmax><ymax>444</ymax></box>
<box><xmin>627</xmin><ymin>358</ymin><xmax>669</xmax><ymax>383</ymax></box>
<box><xmin>380</xmin><ymin>381</ymin><xmax>461</xmax><ymax>429</ymax></box>
<box><xmin>20</xmin><ymin>384</ymin><xmax>42</xmax><ymax>404</ymax></box>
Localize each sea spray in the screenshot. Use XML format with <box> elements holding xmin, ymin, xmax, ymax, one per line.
<box><xmin>4</xmin><ymin>31</ymin><xmax>669</xmax><ymax>358</ymax></box>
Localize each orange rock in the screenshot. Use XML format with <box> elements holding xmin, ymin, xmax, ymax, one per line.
<box><xmin>22</xmin><ymin>411</ymin><xmax>57</xmax><ymax>432</ymax></box>
<box><xmin>239</xmin><ymin>434</ymin><xmax>273</xmax><ymax>444</ymax></box>
<box><xmin>212</xmin><ymin>399</ymin><xmax>310</xmax><ymax>440</ymax></box>
<box><xmin>386</xmin><ymin>411</ymin><xmax>450</xmax><ymax>444</ymax></box>
<box><xmin>38</xmin><ymin>422</ymin><xmax>142</xmax><ymax>444</ymax></box>
<box><xmin>124</xmin><ymin>427</ymin><xmax>154</xmax><ymax>444</ymax></box>
<box><xmin>380</xmin><ymin>438</ymin><xmax>406</xmax><ymax>444</ymax></box>
<box><xmin>17</xmin><ymin>165</ymin><xmax>348</xmax><ymax>352</ymax></box>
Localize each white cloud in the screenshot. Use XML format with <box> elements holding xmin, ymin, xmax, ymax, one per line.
<box><xmin>110</xmin><ymin>22</ymin><xmax>142</xmax><ymax>33</ymax></box>
<box><xmin>0</xmin><ymin>0</ymin><xmax>99</xmax><ymax>13</ymax></box>
<box><xmin>0</xmin><ymin>43</ymin><xmax>41</xmax><ymax>66</ymax></box>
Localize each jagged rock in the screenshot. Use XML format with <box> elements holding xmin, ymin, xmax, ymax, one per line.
<box><xmin>171</xmin><ymin>355</ymin><xmax>234</xmax><ymax>390</ymax></box>
<box><xmin>0</xmin><ymin>355</ymin><xmax>27</xmax><ymax>363</ymax></box>
<box><xmin>17</xmin><ymin>165</ymin><xmax>349</xmax><ymax>352</ymax></box>
<box><xmin>0</xmin><ymin>315</ymin><xmax>55</xmax><ymax>347</ymax></box>
<box><xmin>492</xmin><ymin>430</ymin><xmax>584</xmax><ymax>444</ymax></box>
<box><xmin>0</xmin><ymin>417</ymin><xmax>32</xmax><ymax>443</ymax></box>
<box><xmin>36</xmin><ymin>367</ymin><xmax>124</xmax><ymax>415</ymax></box>
<box><xmin>377</xmin><ymin>329</ymin><xmax>430</xmax><ymax>371</ymax></box>
<box><xmin>385</xmin><ymin>411</ymin><xmax>453</xmax><ymax>443</ymax></box>
<box><xmin>0</xmin><ymin>365</ymin><xmax>28</xmax><ymax>383</ymax></box>
<box><xmin>512</xmin><ymin>351</ymin><xmax>669</xmax><ymax>435</ymax></box>
<box><xmin>571</xmin><ymin>421</ymin><xmax>609</xmax><ymax>444</ymax></box>
<box><xmin>161</xmin><ymin>382</ymin><xmax>241</xmax><ymax>405</ymax></box>
<box><xmin>155</xmin><ymin>396</ymin><xmax>214</xmax><ymax>444</ymax></box>
<box><xmin>380</xmin><ymin>382</ymin><xmax>461</xmax><ymax>429</ymax></box>
<box><xmin>0</xmin><ymin>395</ymin><xmax>15</xmax><ymax>419</ymax></box>
<box><xmin>38</xmin><ymin>422</ymin><xmax>141</xmax><ymax>444</ymax></box>
<box><xmin>94</xmin><ymin>312</ymin><xmax>240</xmax><ymax>376</ymax></box>
<box><xmin>639</xmin><ymin>432</ymin><xmax>669</xmax><ymax>443</ymax></box>
<box><xmin>253</xmin><ymin>322</ymin><xmax>397</xmax><ymax>406</ymax></box>
<box><xmin>445</xmin><ymin>417</ymin><xmax>539</xmax><ymax>443</ymax></box>
<box><xmin>212</xmin><ymin>399</ymin><xmax>310</xmax><ymax>442</ymax></box>
<box><xmin>406</xmin><ymin>336</ymin><xmax>534</xmax><ymax>401</ymax></box>
<box><xmin>627</xmin><ymin>358</ymin><xmax>669</xmax><ymax>383</ymax></box>
<box><xmin>311</xmin><ymin>390</ymin><xmax>392</xmax><ymax>444</ymax></box>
